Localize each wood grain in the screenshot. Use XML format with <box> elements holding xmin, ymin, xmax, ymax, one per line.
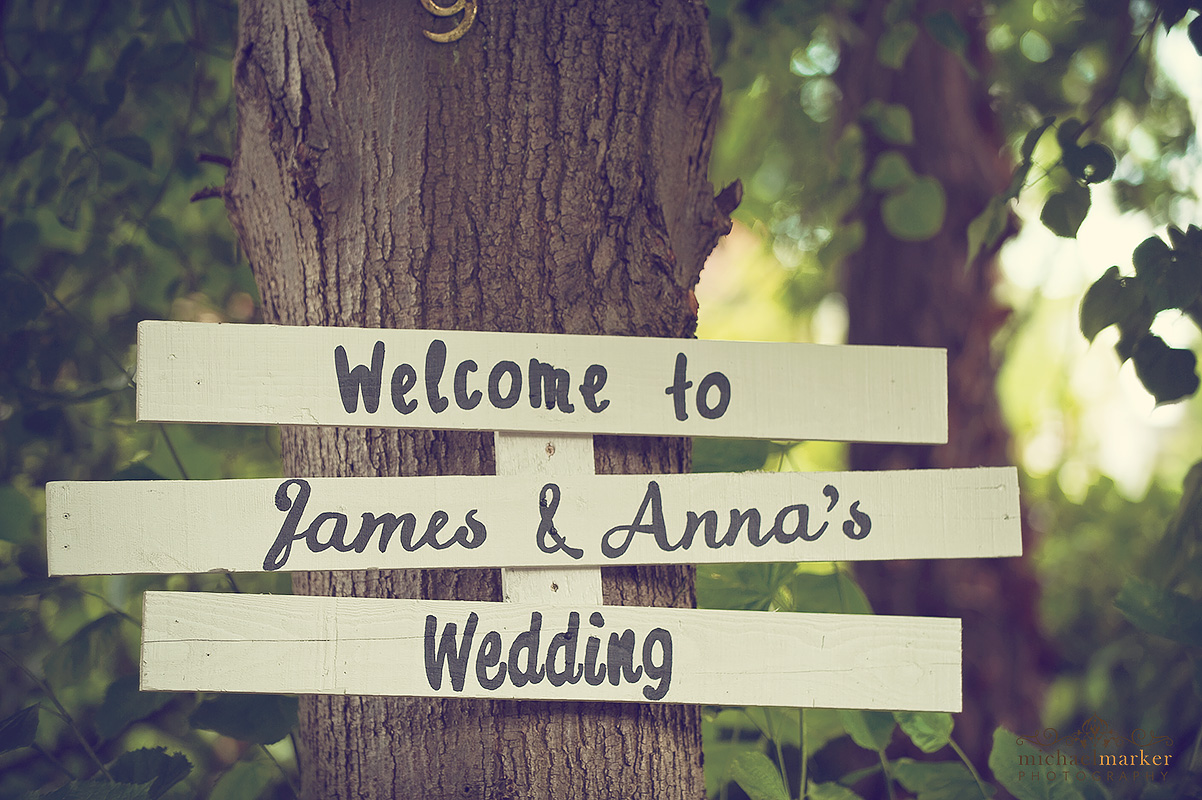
<box><xmin>141</xmin><ymin>591</ymin><xmax>962</xmax><ymax>711</ymax></box>
<box><xmin>48</xmin><ymin>467</ymin><xmax>1020</xmax><ymax>575</ymax></box>
<box><xmin>135</xmin><ymin>321</ymin><xmax>948</xmax><ymax>443</ymax></box>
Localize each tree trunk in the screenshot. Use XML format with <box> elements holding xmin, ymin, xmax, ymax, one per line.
<box><xmin>222</xmin><ymin>1</ymin><xmax>725</xmax><ymax>797</ymax></box>
<box><xmin>836</xmin><ymin>0</ymin><xmax>1051</xmax><ymax>769</ymax></box>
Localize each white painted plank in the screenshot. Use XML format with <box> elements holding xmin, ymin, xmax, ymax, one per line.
<box><xmin>47</xmin><ymin>467</ymin><xmax>1020</xmax><ymax>575</ymax></box>
<box><xmin>495</xmin><ymin>432</ymin><xmax>603</xmax><ymax>605</ymax></box>
<box><xmin>140</xmin><ymin>592</ymin><xmax>961</xmax><ymax>711</ymax></box>
<box><xmin>135</xmin><ymin>321</ymin><xmax>947</xmax><ymax>443</ymax></box>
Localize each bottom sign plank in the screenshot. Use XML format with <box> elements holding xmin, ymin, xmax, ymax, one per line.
<box><xmin>141</xmin><ymin>592</ymin><xmax>962</xmax><ymax>712</ymax></box>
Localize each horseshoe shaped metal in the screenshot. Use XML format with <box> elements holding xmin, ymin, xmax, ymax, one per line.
<box><xmin>421</xmin><ymin>0</ymin><xmax>477</xmax><ymax>43</ymax></box>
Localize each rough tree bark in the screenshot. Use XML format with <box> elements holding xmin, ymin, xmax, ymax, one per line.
<box><xmin>222</xmin><ymin>1</ymin><xmax>726</xmax><ymax>798</ymax></box>
<box><xmin>836</xmin><ymin>0</ymin><xmax>1052</xmax><ymax>769</ymax></box>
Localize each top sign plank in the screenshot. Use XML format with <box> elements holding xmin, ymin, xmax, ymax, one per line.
<box><xmin>136</xmin><ymin>321</ymin><xmax>947</xmax><ymax>443</ymax></box>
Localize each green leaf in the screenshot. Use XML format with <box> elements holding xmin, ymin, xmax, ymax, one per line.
<box><xmin>1063</xmin><ymin>142</ymin><xmax>1116</xmax><ymax>185</ymax></box>
<box><xmin>883</xmin><ymin>0</ymin><xmax>917</xmax><ymax>24</ymax></box>
<box><xmin>55</xmin><ymin>175</ymin><xmax>90</xmax><ymax>230</ymax></box>
<box><xmin>34</xmin><ymin>175</ymin><xmax>60</xmax><ymax>206</ymax></box>
<box><xmin>38</xmin><ymin>781</ymin><xmax>154</xmax><ymax>800</ymax></box>
<box><xmin>103</xmin><ymin>78</ymin><xmax>126</xmax><ymax>110</ymax></box>
<box><xmin>1152</xmin><ymin>461</ymin><xmax>1202</xmax><ymax>579</ymax></box>
<box><xmin>894</xmin><ymin>711</ymin><xmax>953</xmax><ymax>753</ymax></box>
<box><xmin>1129</xmin><ymin>236</ymin><xmax>1168</xmax><ymax>273</ymax></box>
<box><xmin>966</xmin><ymin>196</ymin><xmax>1009</xmax><ymax>266</ymax></box>
<box><xmin>146</xmin><ymin>216</ymin><xmax>177</xmax><ymax>250</ymax></box>
<box><xmin>1056</xmin><ymin>118</ymin><xmax>1084</xmax><ymax>151</ymax></box>
<box><xmin>882</xmin><ymin>176</ymin><xmax>946</xmax><ymax>241</ymax></box>
<box><xmin>0</xmin><ymin>484</ymin><xmax>35</xmax><ymax>543</ymax></box>
<box><xmin>0</xmin><ymin>706</ymin><xmax>39</xmax><ymax>754</ymax></box>
<box><xmin>190</xmin><ymin>694</ymin><xmax>298</xmax><ymax>744</ymax></box>
<box><xmin>893</xmin><ymin>758</ymin><xmax>994</xmax><ymax>800</ymax></box>
<box><xmin>702</xmin><ymin>717</ymin><xmax>756</xmax><ymax>799</ymax></box>
<box><xmin>989</xmin><ymin>728</ymin><xmax>1086</xmax><ymax>800</ymax></box>
<box><xmin>96</xmin><ymin>674</ymin><xmax>175</xmax><ymax>740</ymax></box>
<box><xmin>1163</xmin><ymin>0</ymin><xmax>1190</xmax><ymax>29</ymax></box>
<box><xmin>1040</xmin><ymin>183</ymin><xmax>1090</xmax><ymax>238</ymax></box>
<box><xmin>1168</xmin><ymin>224</ymin><xmax>1189</xmax><ymax>251</ymax></box>
<box><xmin>808</xmin><ymin>782</ymin><xmax>865</xmax><ymax>800</ymax></box>
<box><xmin>861</xmin><ymin>100</ymin><xmax>914</xmax><ymax>145</ymax></box>
<box><xmin>1131</xmin><ymin>335</ymin><xmax>1200</xmax><ymax>404</ymax></box>
<box><xmin>1116</xmin><ymin>576</ymin><xmax>1202</xmax><ymax>645</ymax></box>
<box><xmin>1005</xmin><ymin>117</ymin><xmax>1056</xmax><ymax>199</ymax></box>
<box><xmin>924</xmin><ymin>11</ymin><xmax>968</xmax><ymax>55</ymax></box>
<box><xmin>841</xmin><ymin>709</ymin><xmax>896</xmax><ymax>751</ymax></box>
<box><xmin>0</xmin><ymin>274</ymin><xmax>45</xmax><ymax>336</ymax></box>
<box><xmin>703</xmin><ymin>742</ymin><xmax>748</xmax><ymax>798</ymax></box>
<box><xmin>785</xmin><ymin>571</ymin><xmax>872</xmax><ymax>614</ymax></box>
<box><xmin>0</xmin><ymin>576</ymin><xmax>60</xmax><ymax>597</ymax></box>
<box><xmin>1078</xmin><ymin>143</ymin><xmax>1115</xmax><ymax>184</ymax></box>
<box><xmin>692</xmin><ymin>438</ymin><xmax>771</xmax><ymax>473</ymax></box>
<box><xmin>1188</xmin><ymin>224</ymin><xmax>1202</xmax><ymax>251</ymax></box>
<box><xmin>1079</xmin><ymin>266</ymin><xmax>1147</xmax><ymax>342</ymax></box>
<box><xmin>107</xmin><ymin>136</ymin><xmax>154</xmax><ymax>169</ymax></box>
<box><xmin>208</xmin><ymin>761</ymin><xmax>277</xmax><ymax>800</ymax></box>
<box><xmin>877</xmin><ymin>21</ymin><xmax>919</xmax><ymax>68</ymax></box>
<box><xmin>697</xmin><ymin>563</ymin><xmax>798</xmax><ymax>611</ymax></box>
<box><xmin>112</xmin><ymin>463</ymin><xmax>168</xmax><ymax>481</ymax></box>
<box><xmin>1021</xmin><ymin>117</ymin><xmax>1056</xmax><ymax>163</ymax></box>
<box><xmin>740</xmin><ymin>707</ymin><xmax>799</xmax><ymax>747</ymax></box>
<box><xmin>0</xmin><ymin>608</ymin><xmax>35</xmax><ymax>635</ymax></box>
<box><xmin>834</xmin><ymin>125</ymin><xmax>866</xmax><ymax>180</ymax></box>
<box><xmin>109</xmin><ymin>748</ymin><xmax>191</xmax><ymax>799</ymax></box>
<box><xmin>1</xmin><ymin>219</ymin><xmax>42</xmax><ymax>269</ymax></box>
<box><xmin>730</xmin><ymin>750</ymin><xmax>790</xmax><ymax>800</ymax></box>
<box><xmin>1133</xmin><ymin>235</ymin><xmax>1202</xmax><ymax>313</ymax></box>
<box><xmin>868</xmin><ymin>151</ymin><xmax>916</xmax><ymax>191</ymax></box>
<box><xmin>6</xmin><ymin>79</ymin><xmax>46</xmax><ymax>119</ymax></box>
<box><xmin>115</xmin><ymin>38</ymin><xmax>146</xmax><ymax>80</ymax></box>
<box><xmin>43</xmin><ymin>614</ymin><xmax>125</xmax><ymax>688</ymax></box>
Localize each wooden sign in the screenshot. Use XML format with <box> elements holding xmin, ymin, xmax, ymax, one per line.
<box><xmin>135</xmin><ymin>321</ymin><xmax>947</xmax><ymax>443</ymax></box>
<box><xmin>43</xmin><ymin>320</ymin><xmax>1023</xmax><ymax>714</ymax></box>
<box><xmin>140</xmin><ymin>591</ymin><xmax>962</xmax><ymax>712</ymax></box>
<box><xmin>48</xmin><ymin>467</ymin><xmax>1020</xmax><ymax>575</ymax></box>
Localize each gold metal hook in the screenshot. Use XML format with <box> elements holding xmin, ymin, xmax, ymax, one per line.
<box><xmin>422</xmin><ymin>0</ymin><xmax>477</xmax><ymax>42</ymax></box>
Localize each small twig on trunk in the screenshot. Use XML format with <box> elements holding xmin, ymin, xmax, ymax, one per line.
<box><xmin>197</xmin><ymin>152</ymin><xmax>232</xmax><ymax>167</ymax></box>
<box><xmin>190</xmin><ymin>186</ymin><xmax>225</xmax><ymax>202</ymax></box>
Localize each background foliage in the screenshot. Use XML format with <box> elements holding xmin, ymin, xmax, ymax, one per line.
<box><xmin>0</xmin><ymin>2</ymin><xmax>291</xmax><ymax>797</ymax></box>
<box><xmin>3</xmin><ymin>0</ymin><xmax>1202</xmax><ymax>797</ymax></box>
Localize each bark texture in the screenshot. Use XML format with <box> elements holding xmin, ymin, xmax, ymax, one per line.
<box><xmin>224</xmin><ymin>1</ymin><xmax>726</xmax><ymax>797</ymax></box>
<box><xmin>836</xmin><ymin>0</ymin><xmax>1052</xmax><ymax>770</ymax></box>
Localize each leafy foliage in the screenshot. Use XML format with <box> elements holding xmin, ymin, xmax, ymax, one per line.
<box><xmin>0</xmin><ymin>1</ymin><xmax>288</xmax><ymax>797</ymax></box>
<box><xmin>107</xmin><ymin>747</ymin><xmax>190</xmax><ymax>799</ymax></box>
<box><xmin>1075</xmin><ymin>226</ymin><xmax>1202</xmax><ymax>404</ymax></box>
<box><xmin>0</xmin><ymin>706</ymin><xmax>40</xmax><ymax>754</ymax></box>
<box><xmin>705</xmin><ymin>0</ymin><xmax>1202</xmax><ymax>797</ymax></box>
<box><xmin>979</xmin><ymin>3</ymin><xmax>1202</xmax><ymax>406</ymax></box>
<box><xmin>190</xmin><ymin>695</ymin><xmax>298</xmax><ymax>746</ymax></box>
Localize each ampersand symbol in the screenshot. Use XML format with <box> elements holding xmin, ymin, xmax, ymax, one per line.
<box><xmin>537</xmin><ymin>483</ymin><xmax>583</xmax><ymax>560</ymax></box>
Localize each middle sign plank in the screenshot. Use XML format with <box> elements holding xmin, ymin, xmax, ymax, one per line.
<box><xmin>48</xmin><ymin>467</ymin><xmax>1020</xmax><ymax>575</ymax></box>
